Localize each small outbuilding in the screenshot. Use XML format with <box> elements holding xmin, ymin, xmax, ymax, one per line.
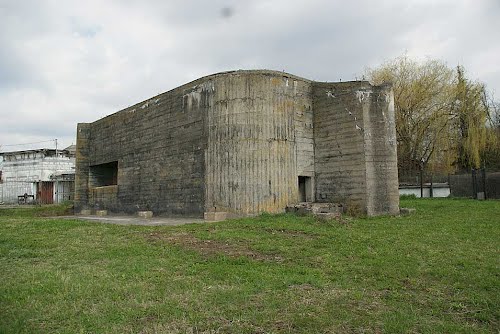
<box><xmin>0</xmin><ymin>147</ymin><xmax>75</xmax><ymax>204</ymax></box>
<box><xmin>75</xmin><ymin>70</ymin><xmax>399</xmax><ymax>217</ymax></box>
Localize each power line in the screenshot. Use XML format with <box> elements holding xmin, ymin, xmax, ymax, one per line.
<box><xmin>1</xmin><ymin>139</ymin><xmax>57</xmax><ymax>147</ymax></box>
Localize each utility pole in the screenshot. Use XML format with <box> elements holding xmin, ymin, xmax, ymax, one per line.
<box><xmin>420</xmin><ymin>158</ymin><xmax>425</xmax><ymax>198</ymax></box>
<box><xmin>54</xmin><ymin>138</ymin><xmax>58</xmax><ymax>203</ymax></box>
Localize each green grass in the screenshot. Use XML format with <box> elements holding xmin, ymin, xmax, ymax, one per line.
<box><xmin>0</xmin><ymin>202</ymin><xmax>73</xmax><ymax>217</ymax></box>
<box><xmin>0</xmin><ymin>199</ymin><xmax>499</xmax><ymax>333</ymax></box>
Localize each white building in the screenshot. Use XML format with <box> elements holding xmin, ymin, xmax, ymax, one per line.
<box><xmin>0</xmin><ymin>146</ymin><xmax>75</xmax><ymax>204</ymax></box>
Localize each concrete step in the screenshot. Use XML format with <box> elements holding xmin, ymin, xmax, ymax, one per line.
<box><xmin>285</xmin><ymin>202</ymin><xmax>343</xmax><ymax>219</ymax></box>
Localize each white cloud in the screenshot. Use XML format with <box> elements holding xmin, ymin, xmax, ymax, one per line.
<box><xmin>0</xmin><ymin>0</ymin><xmax>498</xmax><ymax>150</ymax></box>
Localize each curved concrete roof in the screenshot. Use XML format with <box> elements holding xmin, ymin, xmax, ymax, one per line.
<box><xmin>93</xmin><ymin>69</ymin><xmax>313</xmax><ymax>122</ymax></box>
<box><xmin>90</xmin><ymin>69</ymin><xmax>380</xmax><ymax>123</ymax></box>
<box><xmin>185</xmin><ymin>69</ymin><xmax>312</xmax><ymax>85</ymax></box>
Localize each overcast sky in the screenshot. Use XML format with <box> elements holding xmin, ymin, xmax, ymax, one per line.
<box><xmin>0</xmin><ymin>0</ymin><xmax>499</xmax><ymax>152</ymax></box>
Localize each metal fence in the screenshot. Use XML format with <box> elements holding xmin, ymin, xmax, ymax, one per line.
<box><xmin>399</xmin><ymin>168</ymin><xmax>500</xmax><ymax>199</ymax></box>
<box><xmin>449</xmin><ymin>170</ymin><xmax>500</xmax><ymax>199</ymax></box>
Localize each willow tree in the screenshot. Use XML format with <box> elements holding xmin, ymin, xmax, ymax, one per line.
<box><xmin>452</xmin><ymin>66</ymin><xmax>496</xmax><ymax>169</ymax></box>
<box><xmin>482</xmin><ymin>99</ymin><xmax>500</xmax><ymax>170</ymax></box>
<box><xmin>367</xmin><ymin>55</ymin><xmax>456</xmax><ymax>173</ymax></box>
<box><xmin>368</xmin><ymin>55</ymin><xmax>497</xmax><ymax>174</ymax></box>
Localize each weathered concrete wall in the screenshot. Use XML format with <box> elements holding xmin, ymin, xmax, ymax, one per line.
<box><xmin>75</xmin><ymin>124</ymin><xmax>91</xmax><ymax>209</ymax></box>
<box><xmin>205</xmin><ymin>71</ymin><xmax>311</xmax><ymax>215</ymax></box>
<box><xmin>89</xmin><ymin>185</ymin><xmax>118</xmax><ymax>208</ymax></box>
<box><xmin>294</xmin><ymin>78</ymin><xmax>315</xmax><ymax>201</ymax></box>
<box><xmin>313</xmin><ymin>82</ymin><xmax>368</xmax><ymax>211</ymax></box>
<box><xmin>75</xmin><ymin>78</ymin><xmax>209</xmax><ymax>215</ymax></box>
<box><xmin>362</xmin><ymin>85</ymin><xmax>399</xmax><ymax>215</ymax></box>
<box><xmin>312</xmin><ymin>81</ymin><xmax>399</xmax><ymax>215</ymax></box>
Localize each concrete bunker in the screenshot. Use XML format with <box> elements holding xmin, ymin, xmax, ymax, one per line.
<box><xmin>75</xmin><ymin>70</ymin><xmax>399</xmax><ymax>218</ymax></box>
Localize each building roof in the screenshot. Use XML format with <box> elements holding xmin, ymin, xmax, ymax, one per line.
<box><xmin>0</xmin><ymin>148</ymin><xmax>73</xmax><ymax>157</ymax></box>
<box><xmin>64</xmin><ymin>144</ymin><xmax>76</xmax><ymax>154</ymax></box>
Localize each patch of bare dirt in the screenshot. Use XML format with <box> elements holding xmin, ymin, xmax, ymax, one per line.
<box><xmin>146</xmin><ymin>232</ymin><xmax>283</xmax><ymax>262</ymax></box>
<box><xmin>262</xmin><ymin>228</ymin><xmax>318</xmax><ymax>239</ymax></box>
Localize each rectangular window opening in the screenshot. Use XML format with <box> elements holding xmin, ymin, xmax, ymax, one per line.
<box><xmin>89</xmin><ymin>161</ymin><xmax>118</xmax><ymax>187</ymax></box>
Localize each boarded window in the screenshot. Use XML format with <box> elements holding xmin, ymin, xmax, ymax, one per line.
<box><xmin>89</xmin><ymin>161</ymin><xmax>118</xmax><ymax>187</ymax></box>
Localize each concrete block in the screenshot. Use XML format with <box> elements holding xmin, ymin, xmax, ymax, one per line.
<box><xmin>138</xmin><ymin>211</ymin><xmax>153</xmax><ymax>218</ymax></box>
<box><xmin>400</xmin><ymin>207</ymin><xmax>416</xmax><ymax>216</ymax></box>
<box><xmin>96</xmin><ymin>210</ymin><xmax>108</xmax><ymax>216</ymax></box>
<box><xmin>311</xmin><ymin>203</ymin><xmax>343</xmax><ymax>214</ymax></box>
<box><xmin>204</xmin><ymin>211</ymin><xmax>229</xmax><ymax>222</ymax></box>
<box><xmin>79</xmin><ymin>209</ymin><xmax>92</xmax><ymax>215</ymax></box>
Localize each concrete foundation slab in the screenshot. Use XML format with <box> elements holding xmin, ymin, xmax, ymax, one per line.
<box><xmin>66</xmin><ymin>215</ymin><xmax>204</xmax><ymax>226</ymax></box>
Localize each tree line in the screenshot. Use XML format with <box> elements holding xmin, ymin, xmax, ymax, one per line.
<box><xmin>367</xmin><ymin>55</ymin><xmax>499</xmax><ymax>174</ymax></box>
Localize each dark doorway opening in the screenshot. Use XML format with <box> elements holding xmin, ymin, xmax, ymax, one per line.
<box><xmin>298</xmin><ymin>176</ymin><xmax>312</xmax><ymax>202</ymax></box>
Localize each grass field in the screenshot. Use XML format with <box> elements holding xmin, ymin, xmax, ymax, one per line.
<box><xmin>0</xmin><ymin>199</ymin><xmax>499</xmax><ymax>333</ymax></box>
